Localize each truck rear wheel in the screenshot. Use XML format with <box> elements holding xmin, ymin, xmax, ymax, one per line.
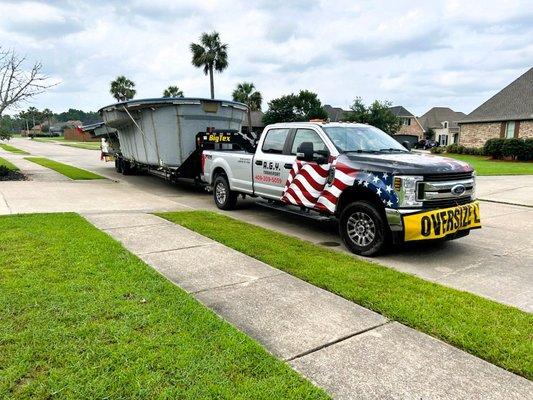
<box><xmin>339</xmin><ymin>200</ymin><xmax>389</xmax><ymax>256</ymax></box>
<box><xmin>213</xmin><ymin>174</ymin><xmax>238</xmax><ymax>210</ymax></box>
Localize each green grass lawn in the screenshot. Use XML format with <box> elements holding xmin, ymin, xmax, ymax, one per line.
<box><xmin>443</xmin><ymin>153</ymin><xmax>533</xmax><ymax>175</ymax></box>
<box><xmin>0</xmin><ymin>156</ymin><xmax>19</xmax><ymax>171</ymax></box>
<box><xmin>158</xmin><ymin>211</ymin><xmax>533</xmax><ymax>379</ymax></box>
<box><xmin>0</xmin><ymin>213</ymin><xmax>327</xmax><ymax>399</ymax></box>
<box><xmin>24</xmin><ymin>157</ymin><xmax>104</xmax><ymax>180</ymax></box>
<box><xmin>0</xmin><ymin>143</ymin><xmax>30</xmax><ymax>155</ymax></box>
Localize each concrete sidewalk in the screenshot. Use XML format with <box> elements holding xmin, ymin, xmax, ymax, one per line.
<box><xmin>84</xmin><ymin>211</ymin><xmax>532</xmax><ymax>400</ymax></box>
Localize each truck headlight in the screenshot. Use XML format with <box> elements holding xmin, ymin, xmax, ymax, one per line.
<box><xmin>471</xmin><ymin>170</ymin><xmax>476</xmax><ymax>200</ymax></box>
<box><xmin>393</xmin><ymin>175</ymin><xmax>423</xmax><ymax>207</ymax></box>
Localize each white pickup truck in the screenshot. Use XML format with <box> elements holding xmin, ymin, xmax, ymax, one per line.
<box><xmin>201</xmin><ymin>121</ymin><xmax>480</xmax><ymax>256</ymax></box>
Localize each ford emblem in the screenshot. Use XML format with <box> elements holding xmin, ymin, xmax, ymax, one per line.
<box><xmin>451</xmin><ymin>184</ymin><xmax>466</xmax><ymax>196</ymax></box>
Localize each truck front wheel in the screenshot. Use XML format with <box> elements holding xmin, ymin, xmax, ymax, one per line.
<box><xmin>213</xmin><ymin>175</ymin><xmax>238</xmax><ymax>210</ymax></box>
<box><xmin>339</xmin><ymin>201</ymin><xmax>389</xmax><ymax>256</ymax></box>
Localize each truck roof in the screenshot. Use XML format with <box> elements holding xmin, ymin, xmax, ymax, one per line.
<box><xmin>265</xmin><ymin>121</ymin><xmax>371</xmax><ymax>129</ymax></box>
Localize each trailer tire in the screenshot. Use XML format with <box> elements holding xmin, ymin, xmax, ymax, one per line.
<box><xmin>122</xmin><ymin>160</ymin><xmax>134</xmax><ymax>175</ymax></box>
<box><xmin>115</xmin><ymin>158</ymin><xmax>123</xmax><ymax>173</ymax></box>
<box><xmin>339</xmin><ymin>200</ymin><xmax>390</xmax><ymax>256</ymax></box>
<box><xmin>213</xmin><ymin>174</ymin><xmax>238</xmax><ymax>210</ymax></box>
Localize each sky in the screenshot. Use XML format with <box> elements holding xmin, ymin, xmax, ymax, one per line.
<box><xmin>1</xmin><ymin>0</ymin><xmax>532</xmax><ymax>117</ymax></box>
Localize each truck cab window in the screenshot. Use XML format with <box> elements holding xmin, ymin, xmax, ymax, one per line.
<box><xmin>261</xmin><ymin>128</ymin><xmax>290</xmax><ymax>154</ymax></box>
<box><xmin>291</xmin><ymin>129</ymin><xmax>328</xmax><ymax>155</ymax></box>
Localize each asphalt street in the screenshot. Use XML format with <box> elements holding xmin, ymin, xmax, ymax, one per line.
<box><xmin>1</xmin><ymin>137</ymin><xmax>532</xmax><ymax>312</ymax></box>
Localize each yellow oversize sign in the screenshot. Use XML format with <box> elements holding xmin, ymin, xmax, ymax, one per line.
<box><xmin>403</xmin><ymin>201</ymin><xmax>481</xmax><ymax>241</ymax></box>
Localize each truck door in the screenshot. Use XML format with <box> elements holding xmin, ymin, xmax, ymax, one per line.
<box><xmin>281</xmin><ymin>128</ymin><xmax>331</xmax><ymax>209</ymax></box>
<box><xmin>253</xmin><ymin>128</ymin><xmax>293</xmax><ymax>199</ymax></box>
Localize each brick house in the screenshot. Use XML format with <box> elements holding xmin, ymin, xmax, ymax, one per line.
<box><xmin>418</xmin><ymin>107</ymin><xmax>466</xmax><ymax>146</ymax></box>
<box><xmin>458</xmin><ymin>67</ymin><xmax>533</xmax><ymax>147</ymax></box>
<box><xmin>388</xmin><ymin>106</ymin><xmax>425</xmax><ymax>139</ymax></box>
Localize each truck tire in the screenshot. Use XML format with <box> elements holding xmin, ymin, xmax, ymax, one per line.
<box><xmin>213</xmin><ymin>174</ymin><xmax>238</xmax><ymax>210</ymax></box>
<box><xmin>339</xmin><ymin>200</ymin><xmax>390</xmax><ymax>256</ymax></box>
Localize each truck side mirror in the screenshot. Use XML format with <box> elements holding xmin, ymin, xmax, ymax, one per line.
<box><xmin>402</xmin><ymin>140</ymin><xmax>411</xmax><ymax>151</ymax></box>
<box><xmin>296</xmin><ymin>142</ymin><xmax>314</xmax><ymax>161</ymax></box>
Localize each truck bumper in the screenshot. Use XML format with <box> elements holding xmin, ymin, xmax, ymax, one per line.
<box><xmin>385</xmin><ymin>201</ymin><xmax>481</xmax><ymax>243</ymax></box>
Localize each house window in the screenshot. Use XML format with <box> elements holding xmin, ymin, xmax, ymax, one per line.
<box><xmin>439</xmin><ymin>134</ymin><xmax>448</xmax><ymax>146</ymax></box>
<box><xmin>505</xmin><ymin>121</ymin><xmax>515</xmax><ymax>138</ymax></box>
<box><xmin>402</xmin><ymin>118</ymin><xmax>411</xmax><ymax>126</ymax></box>
<box><xmin>443</xmin><ymin>121</ymin><xmax>448</xmax><ymax>129</ymax></box>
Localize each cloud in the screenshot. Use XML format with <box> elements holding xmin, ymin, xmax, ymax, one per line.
<box><xmin>0</xmin><ymin>0</ymin><xmax>531</xmax><ymax>117</ymax></box>
<box><xmin>338</xmin><ymin>28</ymin><xmax>449</xmax><ymax>60</ymax></box>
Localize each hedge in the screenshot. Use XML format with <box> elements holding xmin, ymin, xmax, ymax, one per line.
<box><xmin>484</xmin><ymin>138</ymin><xmax>532</xmax><ymax>160</ymax></box>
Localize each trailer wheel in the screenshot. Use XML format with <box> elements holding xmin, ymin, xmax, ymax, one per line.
<box><xmin>122</xmin><ymin>160</ymin><xmax>134</xmax><ymax>175</ymax></box>
<box><xmin>339</xmin><ymin>200</ymin><xmax>389</xmax><ymax>256</ymax></box>
<box><xmin>115</xmin><ymin>158</ymin><xmax>123</xmax><ymax>173</ymax></box>
<box><xmin>213</xmin><ymin>174</ymin><xmax>238</xmax><ymax>210</ymax></box>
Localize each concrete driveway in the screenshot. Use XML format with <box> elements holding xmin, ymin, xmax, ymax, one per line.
<box><xmin>1</xmin><ymin>137</ymin><xmax>532</xmax><ymax>312</ymax></box>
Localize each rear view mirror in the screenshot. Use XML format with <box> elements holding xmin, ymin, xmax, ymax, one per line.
<box><xmin>296</xmin><ymin>142</ymin><xmax>314</xmax><ymax>161</ymax></box>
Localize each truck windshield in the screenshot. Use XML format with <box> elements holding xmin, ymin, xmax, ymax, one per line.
<box><xmin>322</xmin><ymin>125</ymin><xmax>409</xmax><ymax>153</ymax></box>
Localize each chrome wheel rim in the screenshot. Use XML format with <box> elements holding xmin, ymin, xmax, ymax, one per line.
<box><xmin>347</xmin><ymin>211</ymin><xmax>376</xmax><ymax>247</ymax></box>
<box><xmin>215</xmin><ymin>182</ymin><xmax>227</xmax><ymax>204</ymax></box>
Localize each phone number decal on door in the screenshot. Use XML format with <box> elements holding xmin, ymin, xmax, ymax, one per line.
<box><xmin>254</xmin><ymin>174</ymin><xmax>282</xmax><ymax>184</ymax></box>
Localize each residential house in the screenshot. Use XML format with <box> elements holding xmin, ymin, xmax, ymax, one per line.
<box><xmin>418</xmin><ymin>107</ymin><xmax>466</xmax><ymax>146</ymax></box>
<box><xmin>388</xmin><ymin>106</ymin><xmax>425</xmax><ymax>139</ymax></box>
<box><xmin>241</xmin><ymin>110</ymin><xmax>266</xmax><ymax>136</ymax></box>
<box><xmin>458</xmin><ymin>67</ymin><xmax>533</xmax><ymax>147</ymax></box>
<box><xmin>323</xmin><ymin>104</ymin><xmax>349</xmax><ymax>122</ymax></box>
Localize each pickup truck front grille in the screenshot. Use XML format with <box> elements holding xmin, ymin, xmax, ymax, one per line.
<box><xmin>423</xmin><ymin>172</ymin><xmax>473</xmax><ymax>181</ymax></box>
<box><xmin>422</xmin><ymin>197</ymin><xmax>472</xmax><ymax>208</ymax></box>
<box><xmin>417</xmin><ymin>172</ymin><xmax>475</xmax><ymax>209</ymax></box>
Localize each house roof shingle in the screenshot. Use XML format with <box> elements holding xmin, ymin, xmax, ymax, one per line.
<box><xmin>323</xmin><ymin>104</ymin><xmax>349</xmax><ymax>122</ymax></box>
<box><xmin>460</xmin><ymin>67</ymin><xmax>533</xmax><ymax>124</ymax></box>
<box><xmin>418</xmin><ymin>107</ymin><xmax>466</xmax><ymax>129</ymax></box>
<box><xmin>388</xmin><ymin>106</ymin><xmax>414</xmax><ymax>117</ymax></box>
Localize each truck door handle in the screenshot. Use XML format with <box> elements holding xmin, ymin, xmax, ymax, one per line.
<box><xmin>255</xmin><ymin>160</ymin><xmax>262</xmax><ymax>166</ymax></box>
<box><xmin>284</xmin><ymin>163</ymin><xmax>293</xmax><ymax>169</ymax></box>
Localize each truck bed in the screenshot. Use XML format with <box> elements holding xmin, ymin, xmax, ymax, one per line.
<box><xmin>203</xmin><ymin>150</ymin><xmax>254</xmax><ymax>194</ymax></box>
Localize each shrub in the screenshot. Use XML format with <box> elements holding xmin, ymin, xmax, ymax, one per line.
<box><xmin>523</xmin><ymin>138</ymin><xmax>533</xmax><ymax>161</ymax></box>
<box><xmin>430</xmin><ymin>146</ymin><xmax>445</xmax><ymax>154</ymax></box>
<box><xmin>0</xmin><ymin>165</ymin><xmax>10</xmax><ymax>177</ymax></box>
<box><xmin>447</xmin><ymin>143</ymin><xmax>459</xmax><ymax>153</ymax></box>
<box><xmin>501</xmin><ymin>138</ymin><xmax>526</xmax><ymax>160</ymax></box>
<box><xmin>484</xmin><ymin>138</ymin><xmax>505</xmax><ymax>159</ymax></box>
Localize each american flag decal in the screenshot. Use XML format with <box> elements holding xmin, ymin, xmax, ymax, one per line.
<box><xmin>282</xmin><ymin>158</ymin><xmax>399</xmax><ymax>214</ymax></box>
<box><xmin>281</xmin><ymin>161</ymin><xmax>331</xmax><ymax>209</ymax></box>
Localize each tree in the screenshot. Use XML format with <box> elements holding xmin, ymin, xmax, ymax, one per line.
<box><xmin>425</xmin><ymin>127</ymin><xmax>435</xmax><ymax>140</ymax></box>
<box><xmin>0</xmin><ymin>48</ymin><xmax>56</xmax><ymax>117</ymax></box>
<box><xmin>262</xmin><ymin>90</ymin><xmax>328</xmax><ymax>125</ymax></box>
<box><xmin>232</xmin><ymin>82</ymin><xmax>262</xmax><ymax>135</ymax></box>
<box><xmin>343</xmin><ymin>97</ymin><xmax>401</xmax><ymax>134</ymax></box>
<box><xmin>19</xmin><ymin>107</ymin><xmax>43</xmax><ymax>127</ymax></box>
<box><xmin>163</xmin><ymin>85</ymin><xmax>184</xmax><ymax>98</ymax></box>
<box><xmin>190</xmin><ymin>32</ymin><xmax>228</xmax><ymax>99</ymax></box>
<box><xmin>42</xmin><ymin>108</ymin><xmax>53</xmax><ymax>128</ymax></box>
<box><xmin>110</xmin><ymin>76</ymin><xmax>136</xmax><ymax>102</ymax></box>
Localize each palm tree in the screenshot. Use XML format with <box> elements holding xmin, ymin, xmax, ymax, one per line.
<box><xmin>190</xmin><ymin>32</ymin><xmax>228</xmax><ymax>99</ymax></box>
<box><xmin>232</xmin><ymin>82</ymin><xmax>262</xmax><ymax>135</ymax></box>
<box><xmin>42</xmin><ymin>108</ymin><xmax>53</xmax><ymax>134</ymax></box>
<box><xmin>110</xmin><ymin>76</ymin><xmax>136</xmax><ymax>102</ymax></box>
<box><xmin>163</xmin><ymin>85</ymin><xmax>184</xmax><ymax>98</ymax></box>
